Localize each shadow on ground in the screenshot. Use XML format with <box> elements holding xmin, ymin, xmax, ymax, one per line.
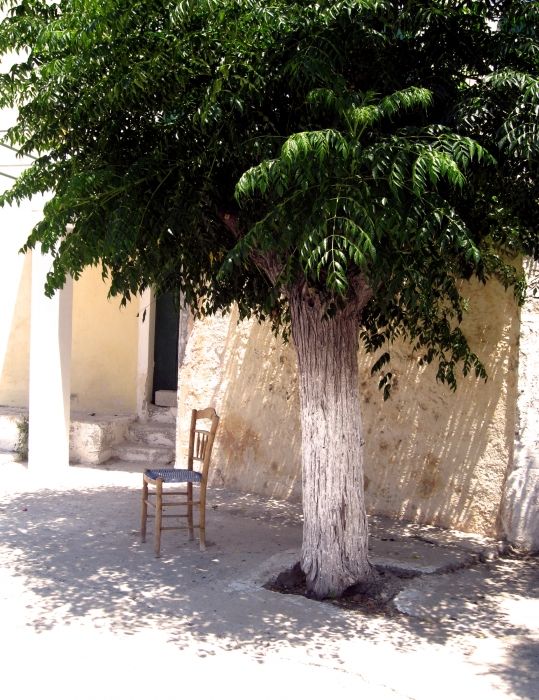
<box><xmin>0</xmin><ymin>482</ymin><xmax>537</xmax><ymax>697</ymax></box>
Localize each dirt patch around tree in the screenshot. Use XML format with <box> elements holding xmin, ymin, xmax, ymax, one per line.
<box><xmin>265</xmin><ymin>561</ymin><xmax>419</xmax><ymax>617</ymax></box>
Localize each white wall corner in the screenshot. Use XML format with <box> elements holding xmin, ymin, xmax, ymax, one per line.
<box><xmin>500</xmin><ymin>258</ymin><xmax>539</xmax><ymax>552</ymax></box>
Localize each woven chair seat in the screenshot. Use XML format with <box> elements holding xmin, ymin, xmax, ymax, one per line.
<box><xmin>145</xmin><ymin>468</ymin><xmax>202</xmax><ymax>483</ymax></box>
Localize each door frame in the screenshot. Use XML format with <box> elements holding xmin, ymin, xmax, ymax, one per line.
<box><xmin>136</xmin><ymin>288</ymin><xmax>156</xmax><ymax>418</ymax></box>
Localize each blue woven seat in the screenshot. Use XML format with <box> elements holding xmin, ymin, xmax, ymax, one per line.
<box><xmin>145</xmin><ymin>468</ymin><xmax>202</xmax><ymax>483</ymax></box>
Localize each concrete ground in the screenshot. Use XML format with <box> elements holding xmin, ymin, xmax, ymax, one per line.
<box><xmin>0</xmin><ymin>459</ymin><xmax>537</xmax><ymax>699</ymax></box>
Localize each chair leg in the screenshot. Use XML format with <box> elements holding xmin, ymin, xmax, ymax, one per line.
<box><xmin>154</xmin><ymin>479</ymin><xmax>163</xmax><ymax>558</ymax></box>
<box><xmin>187</xmin><ymin>482</ymin><xmax>194</xmax><ymax>540</ymax></box>
<box><xmin>199</xmin><ymin>483</ymin><xmax>207</xmax><ymax>551</ymax></box>
<box><xmin>141</xmin><ymin>478</ymin><xmax>148</xmax><ymax>543</ymax></box>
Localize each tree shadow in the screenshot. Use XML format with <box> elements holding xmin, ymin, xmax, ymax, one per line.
<box><xmin>0</xmin><ymin>482</ymin><xmax>536</xmax><ymax>697</ymax></box>
<box><xmin>360</xmin><ymin>278</ymin><xmax>519</xmax><ymax>535</ymax></box>
<box><xmin>190</xmin><ymin>279</ymin><xmax>520</xmax><ymax>538</ymax></box>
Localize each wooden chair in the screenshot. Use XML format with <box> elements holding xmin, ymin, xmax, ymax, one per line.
<box><xmin>141</xmin><ymin>407</ymin><xmax>220</xmax><ymax>556</ymax></box>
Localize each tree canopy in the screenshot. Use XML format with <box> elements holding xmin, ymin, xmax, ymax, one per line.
<box><xmin>1</xmin><ymin>0</ymin><xmax>537</xmax><ymax>387</ymax></box>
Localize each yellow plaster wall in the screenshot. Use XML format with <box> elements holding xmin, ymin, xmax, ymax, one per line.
<box><xmin>71</xmin><ymin>266</ymin><xmax>138</xmax><ymax>413</ymax></box>
<box><xmin>177</xmin><ymin>279</ymin><xmax>519</xmax><ymax>537</ymax></box>
<box><xmin>0</xmin><ymin>250</ymin><xmax>31</xmax><ymax>407</ymax></box>
<box><xmin>0</xmin><ymin>100</ymin><xmax>38</xmax><ymax>408</ymax></box>
<box><xmin>358</xmin><ymin>278</ymin><xmax>519</xmax><ymax>536</ymax></box>
<box><xmin>0</xmin><ymin>205</ymin><xmax>36</xmax><ymax>408</ymax></box>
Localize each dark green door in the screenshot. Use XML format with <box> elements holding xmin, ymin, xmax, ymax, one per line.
<box><xmin>152</xmin><ymin>292</ymin><xmax>180</xmax><ymax>401</ymax></box>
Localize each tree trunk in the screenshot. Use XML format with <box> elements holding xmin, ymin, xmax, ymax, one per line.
<box><xmin>289</xmin><ymin>283</ymin><xmax>373</xmax><ymax>599</ymax></box>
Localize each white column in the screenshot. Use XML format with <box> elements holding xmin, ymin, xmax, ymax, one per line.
<box><xmin>177</xmin><ymin>292</ymin><xmax>190</xmax><ymax>369</ymax></box>
<box><xmin>501</xmin><ymin>258</ymin><xmax>539</xmax><ymax>552</ymax></box>
<box><xmin>136</xmin><ymin>287</ymin><xmax>155</xmax><ymax>419</ymax></box>
<box><xmin>28</xmin><ymin>245</ymin><xmax>73</xmax><ymax>471</ymax></box>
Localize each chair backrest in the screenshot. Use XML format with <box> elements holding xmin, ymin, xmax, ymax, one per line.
<box><xmin>187</xmin><ymin>407</ymin><xmax>220</xmax><ymax>481</ymax></box>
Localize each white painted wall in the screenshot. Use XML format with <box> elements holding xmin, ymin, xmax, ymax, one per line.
<box><xmin>501</xmin><ymin>259</ymin><xmax>539</xmax><ymax>551</ymax></box>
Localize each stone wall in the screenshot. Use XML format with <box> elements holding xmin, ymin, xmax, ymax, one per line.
<box><xmin>176</xmin><ymin>279</ymin><xmax>521</xmax><ymax>538</ymax></box>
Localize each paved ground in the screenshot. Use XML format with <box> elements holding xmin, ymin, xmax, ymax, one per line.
<box><xmin>0</xmin><ymin>459</ymin><xmax>537</xmax><ymax>699</ymax></box>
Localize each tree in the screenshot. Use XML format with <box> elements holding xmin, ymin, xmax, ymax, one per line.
<box><xmin>1</xmin><ymin>0</ymin><xmax>538</xmax><ymax>598</ymax></box>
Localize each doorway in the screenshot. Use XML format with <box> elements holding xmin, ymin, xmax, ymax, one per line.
<box><xmin>152</xmin><ymin>292</ymin><xmax>180</xmax><ymax>403</ymax></box>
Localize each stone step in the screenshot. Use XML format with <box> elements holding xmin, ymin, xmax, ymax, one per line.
<box><xmin>112</xmin><ymin>441</ymin><xmax>174</xmax><ymax>464</ymax></box>
<box><xmin>0</xmin><ymin>450</ymin><xmax>20</xmax><ymax>466</ymax></box>
<box><xmin>128</xmin><ymin>421</ymin><xmax>176</xmax><ymax>448</ymax></box>
<box><xmin>154</xmin><ymin>390</ymin><xmax>177</xmax><ymax>408</ymax></box>
<box><xmin>70</xmin><ymin>413</ymin><xmax>134</xmax><ymax>464</ymax></box>
<box><xmin>98</xmin><ymin>459</ymin><xmax>172</xmax><ymax>474</ymax></box>
<box><xmin>147</xmin><ymin>404</ymin><xmax>177</xmax><ymax>424</ymax></box>
<box><xmin>0</xmin><ymin>408</ymin><xmax>26</xmax><ymax>452</ymax></box>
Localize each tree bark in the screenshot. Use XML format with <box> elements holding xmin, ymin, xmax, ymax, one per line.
<box><xmin>289</xmin><ymin>282</ymin><xmax>373</xmax><ymax>599</ymax></box>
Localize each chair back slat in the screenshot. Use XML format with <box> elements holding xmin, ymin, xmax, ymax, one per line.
<box><xmin>193</xmin><ymin>429</ymin><xmax>209</xmax><ymax>462</ymax></box>
<box><xmin>187</xmin><ymin>407</ymin><xmax>219</xmax><ymax>480</ymax></box>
